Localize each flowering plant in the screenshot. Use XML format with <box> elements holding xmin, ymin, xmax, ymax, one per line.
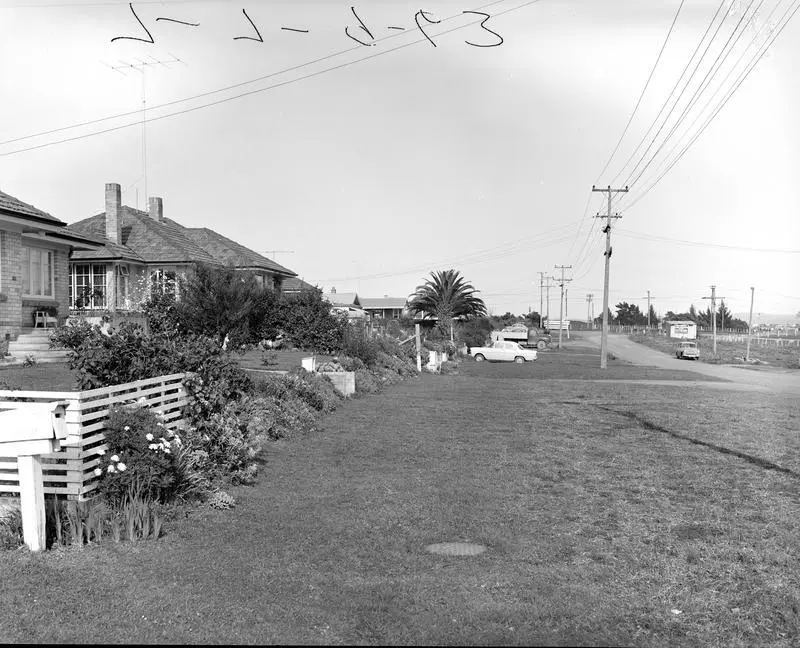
<box><xmin>95</xmin><ymin>402</ymin><xmax>184</xmax><ymax>507</ymax></box>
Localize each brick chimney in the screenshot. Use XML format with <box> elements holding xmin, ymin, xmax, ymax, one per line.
<box><xmin>105</xmin><ymin>183</ymin><xmax>122</xmax><ymax>244</ymax></box>
<box><xmin>148</xmin><ymin>196</ymin><xmax>163</xmax><ymax>222</ymax></box>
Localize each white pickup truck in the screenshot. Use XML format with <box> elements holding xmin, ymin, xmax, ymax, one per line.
<box><xmin>470</xmin><ymin>340</ymin><xmax>538</xmax><ymax>363</ymax></box>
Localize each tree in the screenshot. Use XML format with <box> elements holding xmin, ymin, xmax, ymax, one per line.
<box><xmin>458</xmin><ymin>316</ymin><xmax>493</xmax><ymax>348</ymax></box>
<box><xmin>407</xmin><ymin>269</ymin><xmax>487</xmax><ymax>342</ymax></box>
<box><xmin>646</xmin><ymin>304</ymin><xmax>659</xmax><ymax>326</ymax></box>
<box><xmin>614</xmin><ymin>301</ymin><xmax>647</xmax><ymax>326</ymax></box>
<box><xmin>594</xmin><ymin>308</ymin><xmax>615</xmax><ymax>328</ymax></box>
<box><xmin>524</xmin><ymin>311</ymin><xmax>542</xmax><ymax>327</ymax></box>
<box><xmin>175</xmin><ymin>263</ymin><xmax>268</xmax><ymax>347</ymax></box>
<box><xmin>689</xmin><ymin>304</ymin><xmax>698</xmax><ymax>322</ymax></box>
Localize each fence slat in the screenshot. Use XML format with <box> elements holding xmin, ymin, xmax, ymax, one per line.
<box><xmin>0</xmin><ymin>373</ymin><xmax>188</xmax><ymax>501</ymax></box>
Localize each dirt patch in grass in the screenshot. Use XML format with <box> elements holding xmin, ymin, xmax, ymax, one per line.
<box><xmin>1</xmin><ymin>372</ymin><xmax>798</xmax><ymax>645</ymax></box>
<box><xmin>0</xmin><ymin>364</ymin><xmax>77</xmax><ymax>391</ymax></box>
<box><xmin>630</xmin><ymin>332</ymin><xmax>800</xmax><ymax>370</ymax></box>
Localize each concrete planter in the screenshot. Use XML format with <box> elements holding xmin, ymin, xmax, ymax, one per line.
<box><xmin>319</xmin><ymin>371</ymin><xmax>355</xmax><ymax>397</ymax></box>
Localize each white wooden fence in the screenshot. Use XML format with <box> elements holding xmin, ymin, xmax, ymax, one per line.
<box><xmin>0</xmin><ymin>373</ymin><xmax>187</xmax><ymax>501</ymax></box>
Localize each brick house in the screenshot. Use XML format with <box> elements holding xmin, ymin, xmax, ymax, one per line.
<box><xmin>66</xmin><ymin>183</ymin><xmax>297</xmax><ymax>316</ymax></box>
<box><xmin>0</xmin><ymin>189</ymin><xmax>100</xmax><ymax>343</ymax></box>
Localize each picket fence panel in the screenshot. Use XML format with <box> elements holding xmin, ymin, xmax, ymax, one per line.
<box><xmin>0</xmin><ymin>373</ymin><xmax>188</xmax><ymax>501</ymax></box>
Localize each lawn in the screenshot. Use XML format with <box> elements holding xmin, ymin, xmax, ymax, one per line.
<box><xmin>235</xmin><ymin>348</ymin><xmax>335</xmax><ymax>373</ymax></box>
<box><xmin>2</xmin><ymin>351</ymin><xmax>799</xmax><ymax>645</ymax></box>
<box><xmin>0</xmin><ymin>364</ymin><xmax>77</xmax><ymax>391</ymax></box>
<box><xmin>630</xmin><ymin>332</ymin><xmax>800</xmax><ymax>370</ymax></box>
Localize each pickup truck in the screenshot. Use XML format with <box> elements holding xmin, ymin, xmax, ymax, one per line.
<box><xmin>470</xmin><ymin>340</ymin><xmax>538</xmax><ymax>363</ymax></box>
<box><xmin>491</xmin><ymin>325</ymin><xmax>551</xmax><ymax>350</ymax></box>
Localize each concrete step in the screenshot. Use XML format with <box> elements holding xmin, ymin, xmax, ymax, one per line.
<box><xmin>18</xmin><ymin>328</ymin><xmax>55</xmax><ymax>338</ymax></box>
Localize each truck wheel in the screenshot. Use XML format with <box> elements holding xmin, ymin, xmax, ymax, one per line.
<box><xmin>536</xmin><ymin>340</ymin><xmax>546</xmax><ymax>350</ymax></box>
<box><xmin>514</xmin><ymin>356</ymin><xmax>525</xmax><ymax>363</ymax></box>
<box><xmin>474</xmin><ymin>354</ymin><xmax>485</xmax><ymax>362</ymax></box>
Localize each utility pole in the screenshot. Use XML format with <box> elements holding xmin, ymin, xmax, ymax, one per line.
<box><xmin>565</xmin><ymin>288</ymin><xmax>568</xmax><ymax>319</ymax></box>
<box><xmin>537</xmin><ymin>271</ymin><xmax>547</xmax><ymax>328</ymax></box>
<box><xmin>553</xmin><ymin>265</ymin><xmax>572</xmax><ymax>349</ymax></box>
<box><xmin>746</xmin><ymin>286</ymin><xmax>755</xmax><ymax>362</ymax></box>
<box><xmin>544</xmin><ymin>277</ymin><xmax>555</xmax><ymax>326</ymax></box>
<box><xmin>642</xmin><ymin>290</ymin><xmax>655</xmax><ymax>330</ymax></box>
<box><xmin>702</xmin><ymin>285</ymin><xmax>726</xmax><ymax>357</ymax></box>
<box><xmin>592</xmin><ymin>184</ymin><xmax>627</xmax><ymax>368</ymax></box>
<box><xmin>586</xmin><ymin>293</ymin><xmax>594</xmax><ymax>328</ymax></box>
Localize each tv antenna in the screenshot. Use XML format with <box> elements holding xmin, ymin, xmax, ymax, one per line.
<box><xmin>103</xmin><ymin>55</ymin><xmax>187</xmax><ymax>209</ymax></box>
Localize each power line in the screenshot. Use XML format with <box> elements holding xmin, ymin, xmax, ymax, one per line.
<box><xmin>621</xmin><ymin>0</ymin><xmax>762</xmax><ymax>195</ymax></box>
<box><xmin>614</xmin><ymin>228</ymin><xmax>800</xmax><ymax>253</ymax></box>
<box><xmin>607</xmin><ymin>0</ymin><xmax>730</xmax><ymax>190</ymax></box>
<box><xmin>594</xmin><ymin>0</ymin><xmax>686</xmax><ymax>183</ymax></box>
<box><xmin>0</xmin><ymin>0</ymin><xmax>540</xmax><ymax>155</ymax></box>
<box><xmin>621</xmin><ymin>0</ymin><xmax>799</xmax><ymax>212</ymax></box>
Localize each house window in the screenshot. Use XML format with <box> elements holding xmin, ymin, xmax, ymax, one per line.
<box><xmin>116</xmin><ymin>264</ymin><xmax>130</xmax><ymax>309</ymax></box>
<box><xmin>71</xmin><ymin>264</ymin><xmax>106</xmax><ymax>309</ymax></box>
<box><xmin>150</xmin><ymin>267</ymin><xmax>178</xmax><ymax>298</ymax></box>
<box><xmin>22</xmin><ymin>245</ymin><xmax>54</xmax><ymax>298</ymax></box>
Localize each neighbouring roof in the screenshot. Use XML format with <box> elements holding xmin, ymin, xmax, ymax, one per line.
<box><xmin>0</xmin><ymin>189</ymin><xmax>65</xmax><ymax>225</ymax></box>
<box><xmin>161</xmin><ymin>219</ymin><xmax>296</xmax><ymax>277</ymax></box>
<box><xmin>322</xmin><ymin>292</ymin><xmax>361</xmax><ymax>307</ymax></box>
<box><xmin>282</xmin><ymin>277</ymin><xmax>318</xmax><ymax>292</ymax></box>
<box><xmin>360</xmin><ymin>297</ymin><xmax>408</xmax><ymax>310</ymax></box>
<box><xmin>69</xmin><ymin>208</ymin><xmax>217</xmax><ymax>264</ymax></box>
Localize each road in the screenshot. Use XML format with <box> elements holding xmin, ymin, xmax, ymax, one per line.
<box><xmin>578</xmin><ymin>331</ymin><xmax>800</xmax><ymax>395</ymax></box>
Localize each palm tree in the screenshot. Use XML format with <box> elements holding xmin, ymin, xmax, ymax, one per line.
<box><xmin>408</xmin><ymin>270</ymin><xmax>487</xmax><ymax>342</ymax></box>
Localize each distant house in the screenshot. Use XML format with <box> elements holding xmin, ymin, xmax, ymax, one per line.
<box><xmin>66</xmin><ymin>183</ymin><xmax>297</xmax><ymax>314</ymax></box>
<box><xmin>360</xmin><ymin>297</ymin><xmax>409</xmax><ymax>321</ymax></box>
<box><xmin>322</xmin><ymin>288</ymin><xmax>365</xmax><ymax>319</ymax></box>
<box><xmin>0</xmin><ymin>188</ymin><xmax>100</xmax><ymax>341</ymax></box>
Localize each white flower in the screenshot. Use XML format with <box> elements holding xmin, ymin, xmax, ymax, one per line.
<box><xmin>148</xmin><ymin>443</ymin><xmax>158</xmax><ymax>450</ymax></box>
<box><xmin>117</xmin><ymin>462</ymin><xmax>127</xmax><ymax>472</ymax></box>
<box><xmin>107</xmin><ymin>465</ymin><xmax>116</xmax><ymax>473</ymax></box>
<box><xmin>110</xmin><ymin>454</ymin><xmax>119</xmax><ymax>463</ymax></box>
<box><xmin>137</xmin><ymin>397</ymin><xmax>148</xmax><ymax>406</ymax></box>
<box><xmin>124</xmin><ymin>426</ymin><xmax>131</xmax><ymax>432</ymax></box>
<box><xmin>163</xmin><ymin>448</ymin><xmax>171</xmax><ymax>454</ymax></box>
<box><xmin>156</xmin><ymin>422</ymin><xmax>164</xmax><ymax>427</ymax></box>
<box><xmin>146</xmin><ymin>433</ymin><xmax>154</xmax><ymax>441</ymax></box>
<box><xmin>93</xmin><ymin>468</ymin><xmax>102</xmax><ymax>477</ymax></box>
<box><xmin>98</xmin><ymin>448</ymin><xmax>106</xmax><ymax>456</ymax></box>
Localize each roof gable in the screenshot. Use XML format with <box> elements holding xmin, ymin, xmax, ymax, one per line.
<box><xmin>323</xmin><ymin>292</ymin><xmax>360</xmax><ymax>307</ymax></box>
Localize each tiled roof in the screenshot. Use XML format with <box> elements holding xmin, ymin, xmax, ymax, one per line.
<box><xmin>282</xmin><ymin>277</ymin><xmax>318</xmax><ymax>292</ymax></box>
<box><xmin>322</xmin><ymin>292</ymin><xmax>360</xmax><ymax>307</ymax></box>
<box><xmin>69</xmin><ymin>208</ymin><xmax>217</xmax><ymax>264</ymax></box>
<box><xmin>360</xmin><ymin>297</ymin><xmax>408</xmax><ymax>309</ymax></box>
<box><xmin>0</xmin><ymin>189</ymin><xmax>65</xmax><ymax>225</ymax></box>
<box><xmin>162</xmin><ymin>220</ymin><xmax>296</xmax><ymax>277</ymax></box>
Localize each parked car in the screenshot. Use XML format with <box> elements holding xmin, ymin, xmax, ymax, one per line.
<box><xmin>470</xmin><ymin>341</ymin><xmax>538</xmax><ymax>363</ymax></box>
<box><xmin>675</xmin><ymin>340</ymin><xmax>699</xmax><ymax>360</ymax></box>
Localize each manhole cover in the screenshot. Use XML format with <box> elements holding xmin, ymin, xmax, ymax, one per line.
<box><xmin>425</xmin><ymin>542</ymin><xmax>487</xmax><ymax>556</ymax></box>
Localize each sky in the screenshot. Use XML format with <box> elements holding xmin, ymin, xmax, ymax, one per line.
<box><xmin>1</xmin><ymin>0</ymin><xmax>798</xmax><ymax>324</ymax></box>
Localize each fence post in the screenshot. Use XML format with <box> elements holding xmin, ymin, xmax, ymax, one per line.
<box><xmin>18</xmin><ymin>455</ymin><xmax>46</xmax><ymax>551</ymax></box>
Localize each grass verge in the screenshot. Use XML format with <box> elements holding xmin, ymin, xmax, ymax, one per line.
<box><xmin>2</xmin><ymin>355</ymin><xmax>798</xmax><ymax>645</ymax></box>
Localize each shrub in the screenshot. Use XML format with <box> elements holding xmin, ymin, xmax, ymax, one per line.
<box><xmin>338</xmin><ymin>355</ymin><xmax>366</xmax><ymax>372</ymax></box>
<box><xmin>95</xmin><ymin>403</ymin><xmax>186</xmax><ymax>507</ymax></box>
<box><xmin>354</xmin><ymin>368</ymin><xmax>381</xmax><ymax>394</ymax></box>
<box><xmin>342</xmin><ymin>324</ymin><xmax>379</xmax><ymax>367</ymax></box>
<box><xmin>279</xmin><ymin>290</ymin><xmax>347</xmax><ymax>353</ymax></box>
<box><xmin>0</xmin><ymin>503</ymin><xmax>22</xmax><ymax>550</ymax></box>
